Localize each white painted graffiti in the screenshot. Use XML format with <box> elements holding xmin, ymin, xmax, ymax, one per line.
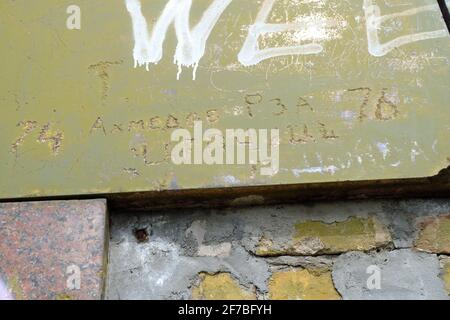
<box><xmin>364</xmin><ymin>0</ymin><xmax>448</xmax><ymax>57</ymax></box>
<box><xmin>125</xmin><ymin>0</ymin><xmax>232</xmax><ymax>80</ymax></box>
<box><xmin>125</xmin><ymin>0</ymin><xmax>450</xmax><ymax>79</ymax></box>
<box><xmin>238</xmin><ymin>0</ymin><xmax>324</xmax><ymax>66</ymax></box>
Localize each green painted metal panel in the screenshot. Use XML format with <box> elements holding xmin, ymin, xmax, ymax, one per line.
<box><xmin>0</xmin><ymin>0</ymin><xmax>449</xmax><ymax>199</ymax></box>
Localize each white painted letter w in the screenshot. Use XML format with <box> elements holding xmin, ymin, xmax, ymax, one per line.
<box><xmin>125</xmin><ymin>0</ymin><xmax>232</xmax><ymax>80</ymax></box>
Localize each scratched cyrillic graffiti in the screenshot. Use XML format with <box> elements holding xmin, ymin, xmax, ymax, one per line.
<box><xmin>85</xmin><ymin>86</ymin><xmax>415</xmax><ymax>175</ymax></box>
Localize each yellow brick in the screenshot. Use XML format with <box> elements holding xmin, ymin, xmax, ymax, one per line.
<box><xmin>268</xmin><ymin>269</ymin><xmax>341</xmax><ymax>300</ymax></box>
<box><xmin>442</xmin><ymin>258</ymin><xmax>450</xmax><ymax>295</ymax></box>
<box><xmin>191</xmin><ymin>273</ymin><xmax>256</xmax><ymax>300</ymax></box>
<box><xmin>256</xmin><ymin>217</ymin><xmax>391</xmax><ymax>256</ymax></box>
<box><xmin>415</xmin><ymin>215</ymin><xmax>450</xmax><ymax>254</ymax></box>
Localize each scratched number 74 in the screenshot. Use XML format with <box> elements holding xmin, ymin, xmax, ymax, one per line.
<box><xmin>11</xmin><ymin>121</ymin><xmax>64</xmax><ymax>156</ymax></box>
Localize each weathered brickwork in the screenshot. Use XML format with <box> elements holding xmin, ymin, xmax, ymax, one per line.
<box><xmin>415</xmin><ymin>215</ymin><xmax>450</xmax><ymax>254</ymax></box>
<box><xmin>106</xmin><ymin>199</ymin><xmax>450</xmax><ymax>300</ymax></box>
<box><xmin>0</xmin><ymin>198</ymin><xmax>448</xmax><ymax>300</ymax></box>
<box><xmin>256</xmin><ymin>217</ymin><xmax>392</xmax><ymax>256</ymax></box>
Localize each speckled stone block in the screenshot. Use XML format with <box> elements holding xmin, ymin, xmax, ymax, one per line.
<box><xmin>0</xmin><ymin>200</ymin><xmax>108</xmax><ymax>300</ymax></box>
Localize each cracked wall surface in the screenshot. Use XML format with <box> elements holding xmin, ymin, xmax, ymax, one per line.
<box><xmin>106</xmin><ymin>198</ymin><xmax>450</xmax><ymax>300</ymax></box>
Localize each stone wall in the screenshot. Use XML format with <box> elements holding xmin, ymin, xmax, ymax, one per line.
<box><xmin>106</xmin><ymin>199</ymin><xmax>450</xmax><ymax>300</ymax></box>
<box><xmin>0</xmin><ymin>200</ymin><xmax>108</xmax><ymax>300</ymax></box>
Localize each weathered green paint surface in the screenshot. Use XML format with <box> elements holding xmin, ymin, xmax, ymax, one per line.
<box><xmin>0</xmin><ymin>0</ymin><xmax>449</xmax><ymax>199</ymax></box>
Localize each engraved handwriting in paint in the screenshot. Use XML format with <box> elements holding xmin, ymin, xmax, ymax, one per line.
<box><xmin>11</xmin><ymin>121</ymin><xmax>64</xmax><ymax>156</ymax></box>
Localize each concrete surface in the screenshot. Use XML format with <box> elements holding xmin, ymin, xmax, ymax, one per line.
<box><xmin>332</xmin><ymin>249</ymin><xmax>448</xmax><ymax>300</ymax></box>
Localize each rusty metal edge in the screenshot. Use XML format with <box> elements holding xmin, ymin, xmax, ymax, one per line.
<box><xmin>0</xmin><ymin>166</ymin><xmax>448</xmax><ymax>211</ymax></box>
